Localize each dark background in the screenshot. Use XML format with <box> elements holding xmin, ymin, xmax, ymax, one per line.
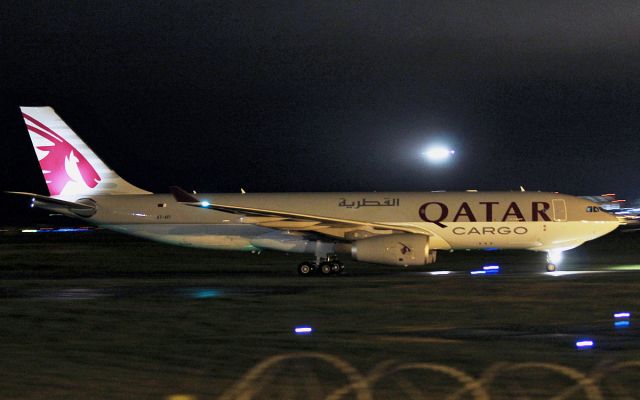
<box><xmin>2</xmin><ymin>1</ymin><xmax>639</xmax><ymax>224</ymax></box>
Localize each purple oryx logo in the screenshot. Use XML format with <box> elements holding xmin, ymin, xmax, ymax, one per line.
<box><xmin>23</xmin><ymin>113</ymin><xmax>101</xmax><ymax>196</ymax></box>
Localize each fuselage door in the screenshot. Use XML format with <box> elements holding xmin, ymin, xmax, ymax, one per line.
<box><xmin>552</xmin><ymin>199</ymin><xmax>567</xmax><ymax>221</ymax></box>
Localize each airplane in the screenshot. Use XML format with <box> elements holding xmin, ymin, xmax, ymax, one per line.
<box><xmin>9</xmin><ymin>106</ymin><xmax>621</xmax><ymax>275</ymax></box>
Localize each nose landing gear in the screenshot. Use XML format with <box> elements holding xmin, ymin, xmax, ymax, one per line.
<box><xmin>546</xmin><ymin>250</ymin><xmax>563</xmax><ymax>272</ymax></box>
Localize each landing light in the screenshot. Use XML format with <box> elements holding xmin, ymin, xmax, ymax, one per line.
<box><xmin>201</xmin><ymin>201</ymin><xmax>210</xmax><ymax>207</ymax></box>
<box><xmin>548</xmin><ymin>251</ymin><xmax>563</xmax><ymax>265</ymax></box>
<box><xmin>422</xmin><ymin>145</ymin><xmax>455</xmax><ymax>163</ymax></box>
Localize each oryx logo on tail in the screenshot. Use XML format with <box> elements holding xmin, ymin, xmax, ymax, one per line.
<box><xmin>22</xmin><ymin>112</ymin><xmax>101</xmax><ymax>196</ymax></box>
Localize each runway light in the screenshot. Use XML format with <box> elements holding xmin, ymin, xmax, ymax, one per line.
<box><xmin>576</xmin><ymin>340</ymin><xmax>594</xmax><ymax>349</ymax></box>
<box><xmin>422</xmin><ymin>145</ymin><xmax>455</xmax><ymax>164</ymax></box>
<box><xmin>430</xmin><ymin>270</ymin><xmax>452</xmax><ymax>275</ymax></box>
<box><xmin>615</xmin><ymin>320</ymin><xmax>630</xmax><ymax>328</ymax></box>
<box><xmin>614</xmin><ymin>312</ymin><xmax>631</xmax><ymax>319</ymax></box>
<box><xmin>188</xmin><ymin>289</ymin><xmax>220</xmax><ymax>299</ymax></box>
<box><xmin>483</xmin><ymin>265</ymin><xmax>500</xmax><ymax>274</ymax></box>
<box><xmin>608</xmin><ymin>265</ymin><xmax>640</xmax><ymax>271</ymax></box>
<box><xmin>166</xmin><ymin>395</ymin><xmax>196</xmax><ymax>400</ymax></box>
<box><xmin>470</xmin><ymin>270</ymin><xmax>486</xmax><ymax>275</ymax></box>
<box><xmin>294</xmin><ymin>326</ymin><xmax>313</xmax><ymax>335</ymax></box>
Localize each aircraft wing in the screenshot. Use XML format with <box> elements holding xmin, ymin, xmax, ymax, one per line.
<box><xmin>170</xmin><ymin>186</ymin><xmax>432</xmax><ymax>240</ymax></box>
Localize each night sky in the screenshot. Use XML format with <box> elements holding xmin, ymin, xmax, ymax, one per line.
<box><xmin>2</xmin><ymin>1</ymin><xmax>640</xmax><ymax>224</ymax></box>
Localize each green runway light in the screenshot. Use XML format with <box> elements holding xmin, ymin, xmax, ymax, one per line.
<box><xmin>607</xmin><ymin>265</ymin><xmax>640</xmax><ymax>271</ymax></box>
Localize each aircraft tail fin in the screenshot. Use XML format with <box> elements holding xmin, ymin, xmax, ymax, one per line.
<box><xmin>20</xmin><ymin>106</ymin><xmax>151</xmax><ymax>197</ymax></box>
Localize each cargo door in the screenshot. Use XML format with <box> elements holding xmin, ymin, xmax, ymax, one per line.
<box><xmin>552</xmin><ymin>199</ymin><xmax>567</xmax><ymax>221</ymax></box>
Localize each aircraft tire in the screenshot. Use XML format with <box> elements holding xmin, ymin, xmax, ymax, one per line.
<box><xmin>546</xmin><ymin>263</ymin><xmax>557</xmax><ymax>272</ymax></box>
<box><xmin>298</xmin><ymin>262</ymin><xmax>315</xmax><ymax>276</ymax></box>
<box><xmin>319</xmin><ymin>262</ymin><xmax>333</xmax><ymax>275</ymax></box>
<box><xmin>331</xmin><ymin>262</ymin><xmax>342</xmax><ymax>274</ymax></box>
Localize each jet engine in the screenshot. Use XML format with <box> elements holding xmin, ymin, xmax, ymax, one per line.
<box><xmin>351</xmin><ymin>234</ymin><xmax>436</xmax><ymax>266</ymax></box>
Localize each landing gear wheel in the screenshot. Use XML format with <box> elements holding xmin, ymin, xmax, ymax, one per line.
<box><xmin>331</xmin><ymin>262</ymin><xmax>343</xmax><ymax>274</ymax></box>
<box><xmin>319</xmin><ymin>262</ymin><xmax>334</xmax><ymax>275</ymax></box>
<box><xmin>298</xmin><ymin>262</ymin><xmax>315</xmax><ymax>276</ymax></box>
<box><xmin>546</xmin><ymin>263</ymin><xmax>557</xmax><ymax>272</ymax></box>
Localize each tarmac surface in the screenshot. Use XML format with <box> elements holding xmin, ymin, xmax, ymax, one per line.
<box><xmin>1</xmin><ymin>229</ymin><xmax>640</xmax><ymax>399</ymax></box>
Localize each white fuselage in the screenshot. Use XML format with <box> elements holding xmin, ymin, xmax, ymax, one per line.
<box><xmin>49</xmin><ymin>191</ymin><xmax>620</xmax><ymax>255</ymax></box>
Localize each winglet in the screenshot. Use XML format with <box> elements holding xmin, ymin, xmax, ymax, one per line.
<box><xmin>169</xmin><ymin>186</ymin><xmax>200</xmax><ymax>203</ymax></box>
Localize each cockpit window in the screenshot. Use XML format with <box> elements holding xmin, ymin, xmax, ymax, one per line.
<box><xmin>586</xmin><ymin>206</ymin><xmax>593</xmax><ymax>212</ymax></box>
<box><xmin>586</xmin><ymin>206</ymin><xmax>602</xmax><ymax>213</ymax></box>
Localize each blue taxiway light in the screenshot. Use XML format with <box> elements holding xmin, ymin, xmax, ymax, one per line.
<box><xmin>615</xmin><ymin>320</ymin><xmax>630</xmax><ymax>328</ymax></box>
<box><xmin>49</xmin><ymin>228</ymin><xmax>92</xmax><ymax>233</ymax></box>
<box><xmin>294</xmin><ymin>326</ymin><xmax>313</xmax><ymax>334</ymax></box>
<box><xmin>576</xmin><ymin>340</ymin><xmax>594</xmax><ymax>349</ymax></box>
<box><xmin>471</xmin><ymin>265</ymin><xmax>502</xmax><ymax>275</ymax></box>
<box><xmin>21</xmin><ymin>227</ymin><xmax>93</xmax><ymax>233</ymax></box>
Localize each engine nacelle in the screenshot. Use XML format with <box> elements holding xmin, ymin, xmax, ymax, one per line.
<box><xmin>351</xmin><ymin>234</ymin><xmax>436</xmax><ymax>266</ymax></box>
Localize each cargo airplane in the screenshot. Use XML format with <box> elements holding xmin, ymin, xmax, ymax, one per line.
<box><xmin>9</xmin><ymin>107</ymin><xmax>620</xmax><ymax>275</ymax></box>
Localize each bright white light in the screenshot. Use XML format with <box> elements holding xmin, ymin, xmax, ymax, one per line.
<box><xmin>294</xmin><ymin>326</ymin><xmax>313</xmax><ymax>334</ymax></box>
<box><xmin>430</xmin><ymin>270</ymin><xmax>452</xmax><ymax>275</ymax></box>
<box><xmin>545</xmin><ymin>270</ymin><xmax>605</xmax><ymax>276</ymax></box>
<box><xmin>576</xmin><ymin>340</ymin><xmax>594</xmax><ymax>348</ymax></box>
<box><xmin>423</xmin><ymin>146</ymin><xmax>455</xmax><ymax>163</ymax></box>
<box><xmin>201</xmin><ymin>201</ymin><xmax>210</xmax><ymax>207</ymax></box>
<box><xmin>548</xmin><ymin>251</ymin><xmax>563</xmax><ymax>265</ymax></box>
<box><xmin>614</xmin><ymin>312</ymin><xmax>631</xmax><ymax>319</ymax></box>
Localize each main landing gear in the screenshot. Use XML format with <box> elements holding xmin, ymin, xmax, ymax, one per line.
<box><xmin>297</xmin><ymin>255</ymin><xmax>345</xmax><ymax>276</ymax></box>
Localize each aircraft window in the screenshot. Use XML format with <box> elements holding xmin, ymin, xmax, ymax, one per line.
<box><xmin>586</xmin><ymin>206</ymin><xmax>593</xmax><ymax>212</ymax></box>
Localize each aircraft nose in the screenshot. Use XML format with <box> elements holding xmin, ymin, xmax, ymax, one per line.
<box><xmin>603</xmin><ymin>212</ymin><xmax>623</xmax><ymax>233</ymax></box>
<box><xmin>605</xmin><ymin>210</ymin><xmax>624</xmax><ymax>223</ymax></box>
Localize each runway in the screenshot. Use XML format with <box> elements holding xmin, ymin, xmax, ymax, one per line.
<box><xmin>1</xmin><ymin>229</ymin><xmax>640</xmax><ymax>399</ymax></box>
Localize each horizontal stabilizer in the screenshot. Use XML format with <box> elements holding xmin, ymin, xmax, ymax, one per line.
<box><xmin>169</xmin><ymin>186</ymin><xmax>200</xmax><ymax>203</ymax></box>
<box><xmin>6</xmin><ymin>191</ymin><xmax>97</xmax><ymax>217</ymax></box>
